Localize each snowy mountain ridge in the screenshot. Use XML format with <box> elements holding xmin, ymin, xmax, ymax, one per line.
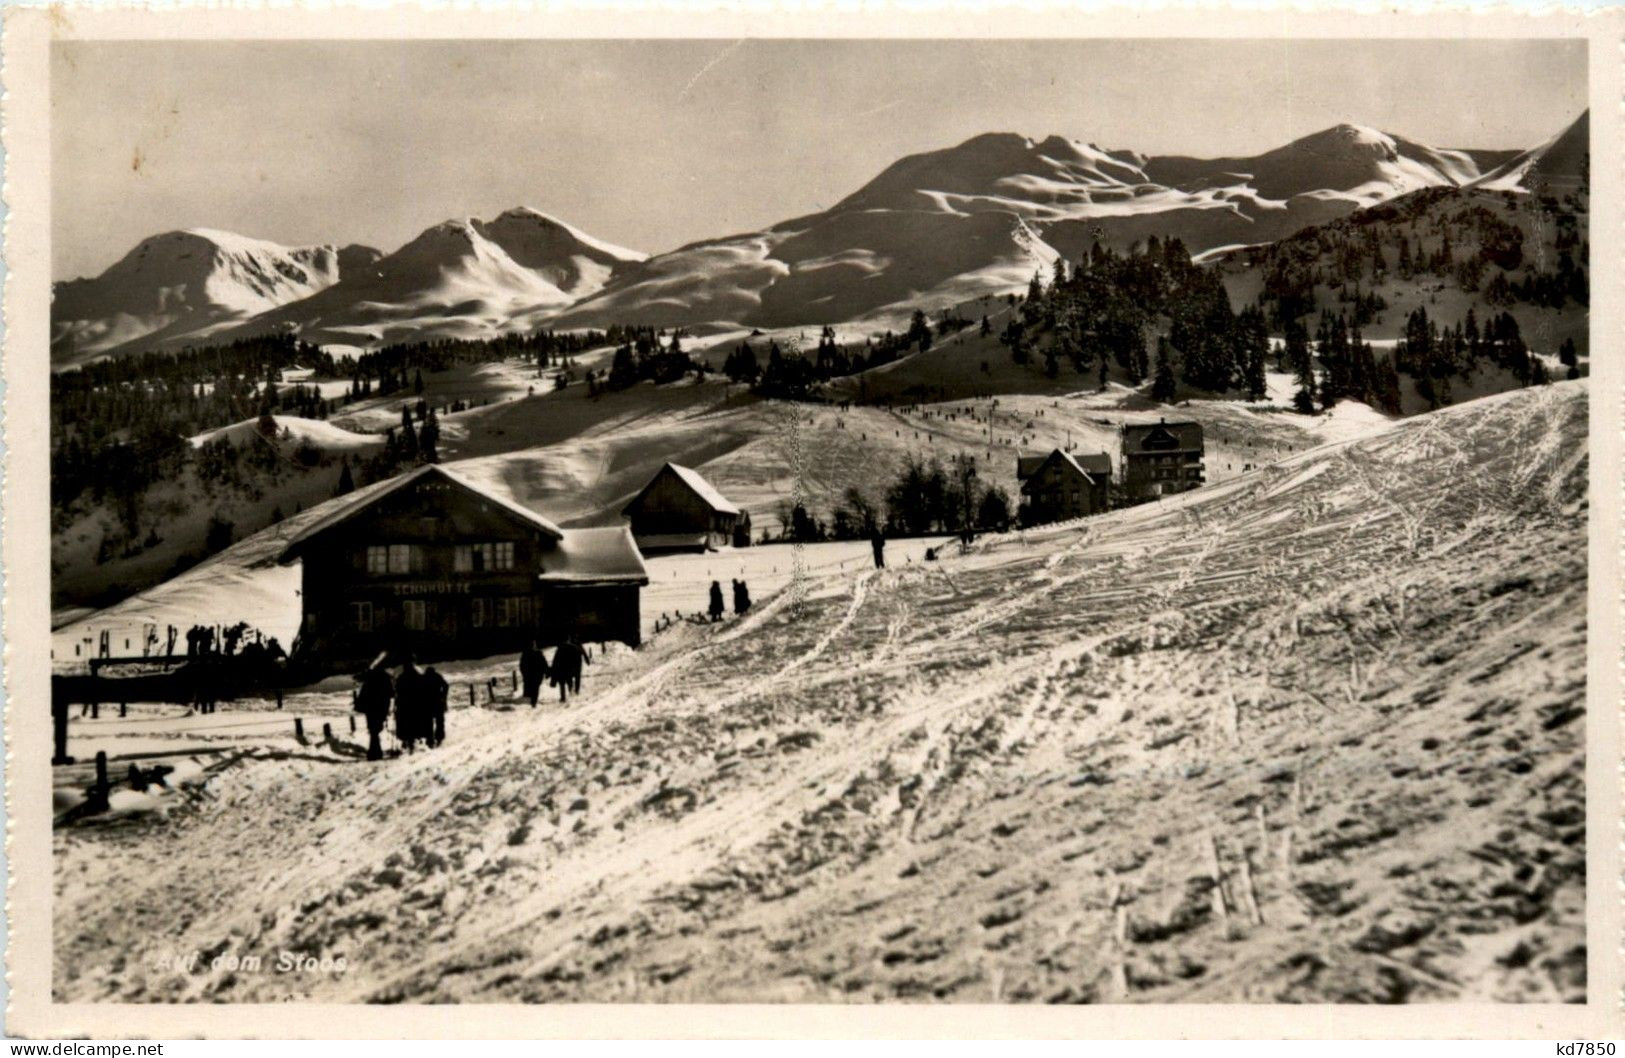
<box><xmin>53</xmin><ymin>111</ymin><xmax>1585</xmax><ymax>363</ymax></box>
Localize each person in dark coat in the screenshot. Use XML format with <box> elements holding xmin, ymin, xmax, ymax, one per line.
<box><xmin>708</xmin><ymin>580</ymin><xmax>725</xmax><ymax>622</ymax></box>
<box><xmin>549</xmin><ymin>643</ymin><xmax>572</xmax><ymax>704</ymax></box>
<box><xmin>871</xmin><ymin>530</ymin><xmax>886</xmax><ymax>569</ymax></box>
<box><xmin>191</xmin><ymin>656</ymin><xmax>219</xmax><ymax>715</ymax></box>
<box><xmin>422</xmin><ymin>665</ymin><xmax>449</xmax><ymax>748</ymax></box>
<box><xmin>394</xmin><ymin>657</ymin><xmax>427</xmax><ymax>754</ymax></box>
<box><xmin>550</xmin><ymin>639</ymin><xmax>590</xmax><ymax>702</ymax></box>
<box><xmin>571</xmin><ymin>641</ymin><xmax>591</xmax><ymax>695</ymax></box>
<box><xmin>356</xmin><ymin>662</ymin><xmax>394</xmax><ymax>761</ymax></box>
<box><xmin>265</xmin><ymin>637</ymin><xmax>288</xmax><ymax>709</ymax></box>
<box><xmin>732</xmin><ymin>578</ymin><xmax>752</xmax><ymax>615</ymax></box>
<box><xmin>519</xmin><ymin>642</ymin><xmax>549</xmax><ymax>707</ymax></box>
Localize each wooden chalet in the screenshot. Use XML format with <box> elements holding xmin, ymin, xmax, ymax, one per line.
<box><xmin>622</xmin><ymin>463</ymin><xmax>741</xmax><ymax>554</ymax></box>
<box><xmin>1017</xmin><ymin>449</ymin><xmax>1111</xmax><ymax>525</ymax></box>
<box><xmin>1120</xmin><ymin>419</ymin><xmax>1205</xmax><ymax>499</ymax></box>
<box><xmin>277</xmin><ymin>465</ymin><xmax>647</xmax><ymax>670</ymax></box>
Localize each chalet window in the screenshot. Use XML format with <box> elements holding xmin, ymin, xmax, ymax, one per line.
<box><xmin>471</xmin><ymin>598</ymin><xmax>491</xmax><ymax>628</ymax></box>
<box><xmin>366</xmin><ymin>545</ymin><xmax>420</xmax><ymax>574</ymax></box>
<box><xmin>454</xmin><ymin>542</ymin><xmax>516</xmax><ymax>573</ymax></box>
<box><xmin>350</xmin><ymin>601</ymin><xmax>374</xmax><ymax>632</ymax></box>
<box><xmin>403</xmin><ymin>600</ymin><xmax>427</xmax><ymax>631</ymax></box>
<box><xmin>495</xmin><ymin>596</ymin><xmax>532</xmax><ymax>627</ymax></box>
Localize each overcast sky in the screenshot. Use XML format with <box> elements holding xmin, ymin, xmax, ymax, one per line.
<box><xmin>52</xmin><ymin>38</ymin><xmax>1587</xmax><ymax>279</ymax></box>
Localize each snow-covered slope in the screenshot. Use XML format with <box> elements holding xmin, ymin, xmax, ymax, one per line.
<box><xmin>188</xmin><ymin>414</ymin><xmax>384</xmax><ymax>453</ymax></box>
<box><xmin>50</xmin><ymin>230</ymin><xmax>380</xmax><ymax>368</ymax></box>
<box><xmin>1472</xmin><ymin>109</ymin><xmax>1589</xmax><ymax>193</ymax></box>
<box><xmin>558</xmin><ymin>122</ymin><xmax>1546</xmax><ymax>333</ymax></box>
<box><xmin>554</xmin><ymin>207</ymin><xmax>1059</xmax><ymax>332</ymax></box>
<box><xmin>210</xmin><ymin>208</ymin><xmax>646</xmax><ymax>350</ymax></box>
<box><xmin>53</xmin><ymin>380</ymin><xmax>1588</xmax><ymax>1003</ymax></box>
<box><xmin>59</xmin><ymin>114</ymin><xmax>1579</xmax><ymax>351</ymax></box>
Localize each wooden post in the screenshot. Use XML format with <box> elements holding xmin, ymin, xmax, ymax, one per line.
<box><xmin>119</xmin><ymin>702</ymin><xmax>127</xmax><ymax>718</ymax></box>
<box><xmin>90</xmin><ymin>701</ymin><xmax>100</xmax><ymax>721</ymax></box>
<box><xmin>51</xmin><ymin>678</ymin><xmax>73</xmax><ymax>765</ymax></box>
<box><xmin>512</xmin><ymin>670</ymin><xmax>518</xmax><ymax>692</ymax></box>
<box><xmin>322</xmin><ymin>722</ymin><xmax>333</xmax><ymax>743</ymax></box>
<box><xmin>468</xmin><ymin>684</ymin><xmax>476</xmax><ymax>708</ymax></box>
<box><xmin>349</xmin><ymin>715</ymin><xmax>356</xmax><ymax>734</ymax></box>
<box><xmin>1205</xmin><ymin>833</ymin><xmax>1229</xmax><ymax>922</ymax></box>
<box><xmin>1108</xmin><ymin>883</ymin><xmax>1129</xmax><ymax>999</ymax></box>
<box><xmin>1240</xmin><ymin>849</ymin><xmax>1264</xmax><ymax>926</ymax></box>
<box><xmin>295</xmin><ymin>718</ymin><xmax>306</xmax><ymax>743</ymax></box>
<box><xmin>94</xmin><ymin>751</ymin><xmax>109</xmax><ymax>798</ymax></box>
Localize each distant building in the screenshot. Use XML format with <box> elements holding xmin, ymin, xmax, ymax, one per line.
<box><xmin>1017</xmin><ymin>448</ymin><xmax>1111</xmax><ymax>525</ymax></box>
<box><xmin>277</xmin><ymin>464</ymin><xmax>647</xmax><ymax>669</ymax></box>
<box><xmin>622</xmin><ymin>463</ymin><xmax>741</xmax><ymax>554</ymax></box>
<box><xmin>1121</xmin><ymin>419</ymin><xmax>1205</xmax><ymax>499</ymax></box>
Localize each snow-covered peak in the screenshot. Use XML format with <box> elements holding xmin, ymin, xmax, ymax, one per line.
<box><xmin>1326</xmin><ymin>123</ymin><xmax>1398</xmax><ymax>150</ymax></box>
<box><xmin>476</xmin><ymin>207</ymin><xmax>647</xmax><ymax>266</ymax></box>
<box><xmin>51</xmin><ymin>227</ymin><xmax>360</xmax><ymax>365</ymax></box>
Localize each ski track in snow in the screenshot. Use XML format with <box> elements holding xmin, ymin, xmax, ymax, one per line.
<box><xmin>53</xmin><ymin>381</ymin><xmax>1589</xmax><ymax>1005</ymax></box>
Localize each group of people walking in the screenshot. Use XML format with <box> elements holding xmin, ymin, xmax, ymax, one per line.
<box><xmin>351</xmin><ymin>639</ymin><xmax>594</xmax><ymax>762</ymax></box>
<box><xmin>707</xmin><ymin>579</ymin><xmax>753</xmax><ymax>622</ymax></box>
<box><xmin>354</xmin><ymin>655</ymin><xmax>450</xmax><ymax>761</ymax></box>
<box><xmin>519</xmin><ymin>639</ymin><xmax>591</xmax><ymax>707</ymax></box>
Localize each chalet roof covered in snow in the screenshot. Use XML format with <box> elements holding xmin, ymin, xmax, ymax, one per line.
<box><xmin>277</xmin><ymin>463</ymin><xmax>564</xmax><ymax>562</ymax></box>
<box><xmin>1016</xmin><ymin>454</ymin><xmax>1047</xmax><ymax>480</ymax></box>
<box><xmin>1019</xmin><ymin>450</ymin><xmax>1111</xmax><ymax>480</ymax></box>
<box><xmin>1122</xmin><ymin>420</ymin><xmax>1204</xmax><ymax>453</ymax></box>
<box><xmin>632</xmin><ymin>532</ymin><xmax>715</xmax><ymax>553</ymax></box>
<box><xmin>537</xmin><ymin>526</ymin><xmax>650</xmax><ymax>584</ymax></box>
<box><xmin>625</xmin><ymin>463</ymin><xmax>741</xmax><ymax>516</ymax></box>
<box><xmin>1075</xmin><ymin>452</ymin><xmax>1113</xmax><ymax>476</ymax></box>
<box><xmin>1019</xmin><ymin>449</ymin><xmax>1103</xmax><ymax>495</ymax></box>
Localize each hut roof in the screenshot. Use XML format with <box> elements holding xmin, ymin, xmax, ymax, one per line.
<box><xmin>1019</xmin><ymin>449</ymin><xmax>1102</xmax><ymax>495</ymax></box>
<box><xmin>1123</xmin><ymin>420</ymin><xmax>1204</xmax><ymax>452</ymax></box>
<box><xmin>277</xmin><ymin>463</ymin><xmax>564</xmax><ymax>563</ymax></box>
<box><xmin>1020</xmin><ymin>449</ymin><xmax>1112</xmax><ymax>480</ymax></box>
<box><xmin>538</xmin><ymin>526</ymin><xmax>649</xmax><ymax>584</ymax></box>
<box><xmin>625</xmin><ymin>463</ymin><xmax>741</xmax><ymax>516</ymax></box>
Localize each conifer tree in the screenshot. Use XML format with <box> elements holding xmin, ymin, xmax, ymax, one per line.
<box><xmin>1151</xmin><ymin>337</ymin><xmax>1177</xmax><ymax>403</ymax></box>
<box><xmin>419</xmin><ymin>407</ymin><xmax>441</xmax><ymax>464</ymax></box>
<box><xmin>335</xmin><ymin>458</ymin><xmax>355</xmax><ymax>497</ymax></box>
<box><xmin>399</xmin><ymin>405</ymin><xmax>419</xmax><ymax>458</ymax></box>
<box><xmin>1286</xmin><ymin>319</ymin><xmax>1316</xmax><ymax>414</ymax></box>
